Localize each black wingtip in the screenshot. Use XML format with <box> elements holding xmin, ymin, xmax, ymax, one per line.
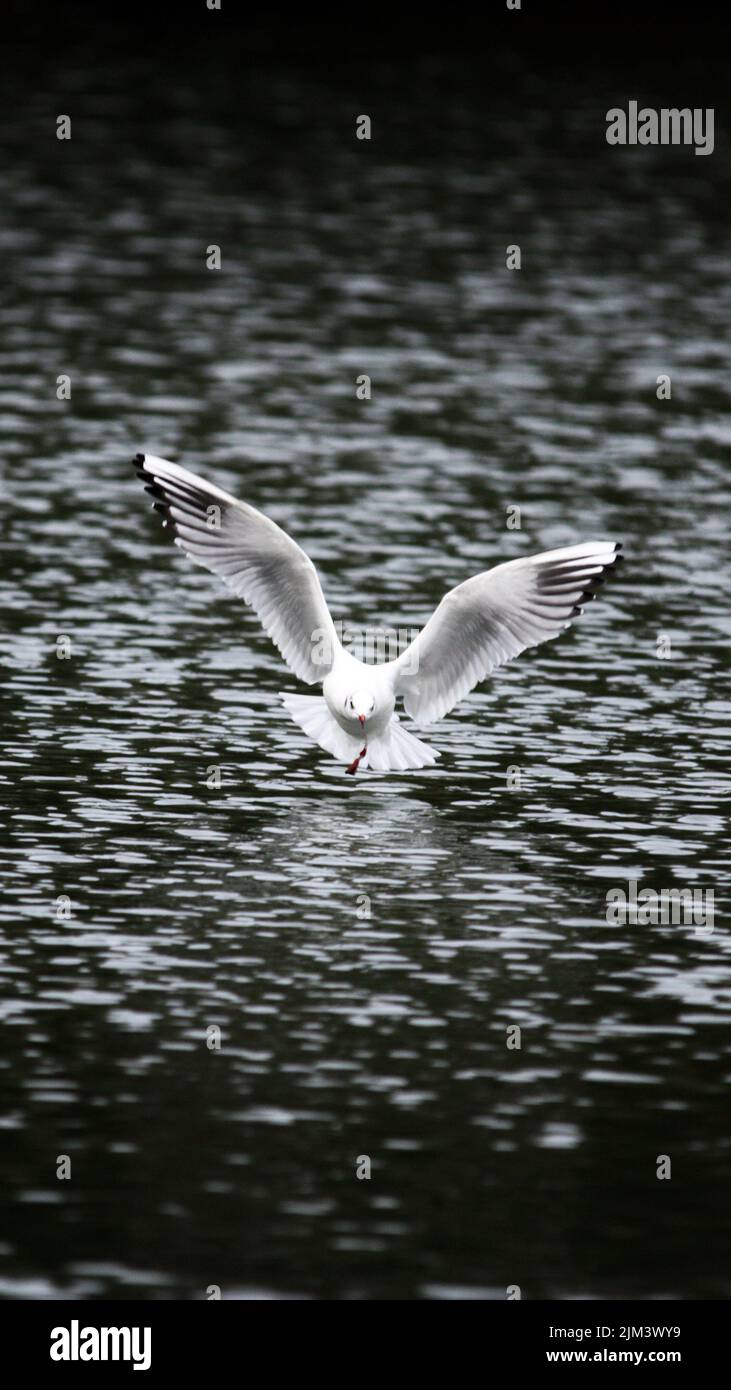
<box><xmin>133</xmin><ymin>455</ymin><xmax>175</xmax><ymax>536</ymax></box>
<box><xmin>568</xmin><ymin>548</ymin><xmax>623</xmax><ymax>616</ymax></box>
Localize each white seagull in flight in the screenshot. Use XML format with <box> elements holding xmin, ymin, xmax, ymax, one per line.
<box><xmin>134</xmin><ymin>454</ymin><xmax>622</xmax><ymax>774</ymax></box>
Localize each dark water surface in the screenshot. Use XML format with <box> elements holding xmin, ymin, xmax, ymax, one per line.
<box><xmin>0</xmin><ymin>39</ymin><xmax>730</xmax><ymax>1298</ymax></box>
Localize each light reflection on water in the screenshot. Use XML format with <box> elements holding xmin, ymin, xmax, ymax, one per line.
<box><xmin>0</xmin><ymin>47</ymin><xmax>730</xmax><ymax>1299</ymax></box>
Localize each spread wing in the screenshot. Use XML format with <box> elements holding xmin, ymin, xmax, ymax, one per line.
<box><xmin>134</xmin><ymin>453</ymin><xmax>339</xmax><ymax>684</ymax></box>
<box><xmin>394</xmin><ymin>542</ymin><xmax>622</xmax><ymax>723</ymax></box>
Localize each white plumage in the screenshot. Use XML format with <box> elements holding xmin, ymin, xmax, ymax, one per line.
<box><xmin>134</xmin><ymin>454</ymin><xmax>622</xmax><ymax>774</ymax></box>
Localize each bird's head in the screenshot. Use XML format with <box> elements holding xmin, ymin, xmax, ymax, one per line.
<box><xmin>345</xmin><ymin>690</ymin><xmax>376</xmax><ymax>727</ymax></box>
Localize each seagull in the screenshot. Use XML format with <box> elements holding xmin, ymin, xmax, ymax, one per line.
<box><xmin>133</xmin><ymin>454</ymin><xmax>622</xmax><ymax>774</ymax></box>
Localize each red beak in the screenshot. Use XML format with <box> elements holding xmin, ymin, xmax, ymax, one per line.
<box><xmin>358</xmin><ymin>714</ymin><xmax>366</xmax><ymax>728</ymax></box>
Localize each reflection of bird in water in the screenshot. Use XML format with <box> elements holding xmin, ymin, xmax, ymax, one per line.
<box><xmin>134</xmin><ymin>453</ymin><xmax>622</xmax><ymax>774</ymax></box>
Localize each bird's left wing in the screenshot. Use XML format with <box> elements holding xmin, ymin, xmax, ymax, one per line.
<box><xmin>134</xmin><ymin>453</ymin><xmax>339</xmax><ymax>684</ymax></box>
<box><xmin>394</xmin><ymin>541</ymin><xmax>622</xmax><ymax>723</ymax></box>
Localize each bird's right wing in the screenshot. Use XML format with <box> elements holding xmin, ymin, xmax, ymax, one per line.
<box><xmin>134</xmin><ymin>454</ymin><xmax>340</xmax><ymax>684</ymax></box>
<box><xmin>394</xmin><ymin>541</ymin><xmax>622</xmax><ymax>723</ymax></box>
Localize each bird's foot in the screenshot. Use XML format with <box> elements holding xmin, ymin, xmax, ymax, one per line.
<box><xmin>345</xmin><ymin>745</ymin><xmax>367</xmax><ymax>775</ymax></box>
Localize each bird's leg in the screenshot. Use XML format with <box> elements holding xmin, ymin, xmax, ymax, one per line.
<box><xmin>346</xmin><ymin>713</ymin><xmax>368</xmax><ymax>774</ymax></box>
<box><xmin>346</xmin><ymin>744</ymin><xmax>367</xmax><ymax>775</ymax></box>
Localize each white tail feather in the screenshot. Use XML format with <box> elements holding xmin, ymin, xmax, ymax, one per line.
<box><xmin>279</xmin><ymin>694</ymin><xmax>438</xmax><ymax>772</ymax></box>
<box><xmin>367</xmin><ymin>720</ymin><xmax>439</xmax><ymax>771</ymax></box>
<box><xmin>280</xmin><ymin>693</ymin><xmax>362</xmax><ymax>763</ymax></box>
